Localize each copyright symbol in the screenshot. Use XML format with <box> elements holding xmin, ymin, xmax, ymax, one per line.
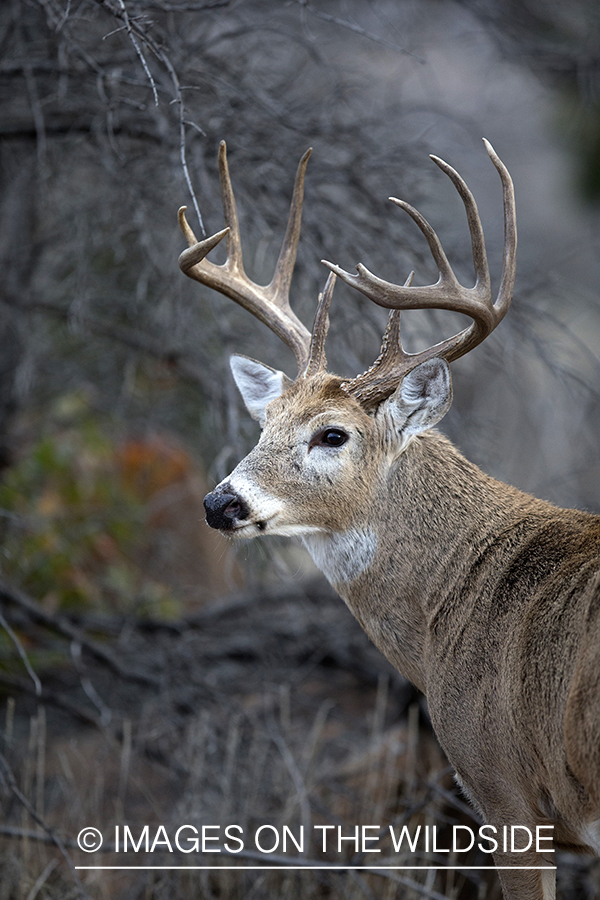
<box><xmin>77</xmin><ymin>827</ymin><xmax>103</xmax><ymax>852</ymax></box>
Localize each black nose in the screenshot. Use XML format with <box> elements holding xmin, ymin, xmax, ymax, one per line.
<box><xmin>204</xmin><ymin>490</ymin><xmax>249</xmax><ymax>530</ymax></box>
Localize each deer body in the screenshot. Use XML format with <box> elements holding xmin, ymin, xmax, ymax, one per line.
<box><xmin>177</xmin><ymin>141</ymin><xmax>600</xmax><ymax>899</ymax></box>
<box><xmin>211</xmin><ymin>365</ymin><xmax>600</xmax><ymax>892</ymax></box>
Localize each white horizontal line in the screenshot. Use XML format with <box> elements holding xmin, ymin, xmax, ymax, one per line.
<box><xmin>75</xmin><ymin>865</ymin><xmax>557</xmax><ymax>871</ymax></box>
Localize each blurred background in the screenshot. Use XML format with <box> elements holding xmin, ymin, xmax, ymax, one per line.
<box><xmin>1</xmin><ymin>1</ymin><xmax>600</xmax><ymax>897</ymax></box>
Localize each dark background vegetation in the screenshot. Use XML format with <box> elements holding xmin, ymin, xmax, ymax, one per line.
<box><xmin>1</xmin><ymin>0</ymin><xmax>600</xmax><ymax>897</ymax></box>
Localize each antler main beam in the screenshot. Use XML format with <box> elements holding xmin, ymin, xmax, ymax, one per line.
<box><xmin>322</xmin><ymin>139</ymin><xmax>517</xmax><ymax>408</ymax></box>
<box><xmin>178</xmin><ymin>141</ymin><xmax>313</xmax><ymax>374</ymax></box>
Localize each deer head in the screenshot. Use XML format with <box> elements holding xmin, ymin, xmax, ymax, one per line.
<box><xmin>178</xmin><ymin>140</ymin><xmax>516</xmax><ymax>544</ymax></box>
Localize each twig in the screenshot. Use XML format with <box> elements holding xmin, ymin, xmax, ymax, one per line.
<box><xmin>0</xmin><ymin>582</ymin><xmax>161</xmax><ymax>687</ymax></box>
<box><xmin>173</xmin><ymin>77</ymin><xmax>206</xmax><ymax>236</ymax></box>
<box><xmin>70</xmin><ymin>642</ymin><xmax>113</xmax><ymax>725</ymax></box>
<box><xmin>26</xmin><ymin>858</ymin><xmax>58</xmax><ymax>900</ymax></box>
<box><xmin>0</xmin><ymin>752</ymin><xmax>89</xmax><ymax>896</ymax></box>
<box><xmin>183</xmin><ymin>118</ymin><xmax>207</xmax><ymax>136</ymax></box>
<box><xmin>23</xmin><ymin>64</ymin><xmax>48</xmax><ymax>162</ymax></box>
<box><xmin>16</xmin><ymin>0</ymin><xmax>48</xmax><ymax>161</ymax></box>
<box><xmin>145</xmin><ymin>0</ymin><xmax>231</xmax><ymax>9</ymax></box>
<box><xmin>0</xmin><ymin>825</ymin><xmax>76</xmax><ymax>845</ymax></box>
<box><xmin>115</xmin><ymin>0</ymin><xmax>159</xmax><ymax>106</ymax></box>
<box><xmin>56</xmin><ymin>0</ymin><xmax>73</xmax><ymax>31</ymax></box>
<box><xmin>0</xmin><ymin>672</ymin><xmax>101</xmax><ymax>728</ymax></box>
<box><xmin>0</xmin><ymin>607</ymin><xmax>42</xmax><ymax>697</ymax></box>
<box><xmin>270</xmin><ymin>724</ymin><xmax>312</xmax><ymax>853</ymax></box>
<box><xmin>94</xmin><ymin>0</ymin><xmax>206</xmax><ymax>234</ymax></box>
<box><xmin>294</xmin><ymin>0</ymin><xmax>426</xmax><ymax>64</ymax></box>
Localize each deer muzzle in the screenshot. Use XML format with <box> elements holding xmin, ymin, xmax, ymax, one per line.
<box><xmin>204</xmin><ymin>489</ymin><xmax>249</xmax><ymax>530</ymax></box>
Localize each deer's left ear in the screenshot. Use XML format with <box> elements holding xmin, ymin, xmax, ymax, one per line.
<box><xmin>230</xmin><ymin>355</ymin><xmax>293</xmax><ymax>426</ymax></box>
<box><xmin>381</xmin><ymin>358</ymin><xmax>453</xmax><ymax>437</ymax></box>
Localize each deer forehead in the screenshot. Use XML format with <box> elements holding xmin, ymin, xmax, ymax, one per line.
<box><xmin>263</xmin><ymin>375</ymin><xmax>374</xmax><ymax>436</ymax></box>
<box><xmin>263</xmin><ymin>405</ymin><xmax>367</xmax><ymax>443</ymax></box>
<box><xmin>266</xmin><ymin>373</ymin><xmax>348</xmax><ymax>409</ymax></box>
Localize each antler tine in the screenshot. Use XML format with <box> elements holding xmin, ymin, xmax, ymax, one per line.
<box><xmin>339</xmin><ymin>276</ymin><xmax>413</xmax><ymax>402</ymax></box>
<box><xmin>268</xmin><ymin>147</ymin><xmax>313</xmax><ymax>304</ymax></box>
<box><xmin>322</xmin><ymin>140</ymin><xmax>516</xmax><ymax>408</ymax></box>
<box><xmin>178</xmin><ymin>142</ymin><xmax>312</xmax><ymax>374</ymax></box>
<box><xmin>303</xmin><ymin>271</ymin><xmax>337</xmax><ymax>378</ymax></box>
<box><xmin>483</xmin><ymin>138</ymin><xmax>517</xmax><ymax>320</ymax></box>
<box><xmin>217</xmin><ymin>138</ymin><xmax>244</xmax><ymax>271</ymax></box>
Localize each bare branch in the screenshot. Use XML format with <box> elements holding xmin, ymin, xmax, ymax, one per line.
<box><xmin>93</xmin><ymin>0</ymin><xmax>206</xmax><ymax>232</ymax></box>
<box><xmin>0</xmin><ymin>672</ymin><xmax>102</xmax><ymax>727</ymax></box>
<box><xmin>0</xmin><ymin>581</ymin><xmax>161</xmax><ymax>687</ymax></box>
<box><xmin>114</xmin><ymin>0</ymin><xmax>159</xmax><ymax>106</ymax></box>
<box><xmin>294</xmin><ymin>0</ymin><xmax>426</xmax><ymax>64</ymax></box>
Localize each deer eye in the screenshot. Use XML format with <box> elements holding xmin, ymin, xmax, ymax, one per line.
<box><xmin>310</xmin><ymin>428</ymin><xmax>349</xmax><ymax>450</ymax></box>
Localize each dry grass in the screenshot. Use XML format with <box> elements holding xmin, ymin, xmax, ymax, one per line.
<box><xmin>1</xmin><ymin>582</ymin><xmax>597</xmax><ymax>899</ymax></box>
<box><xmin>0</xmin><ymin>581</ymin><xmax>511</xmax><ymax>900</ymax></box>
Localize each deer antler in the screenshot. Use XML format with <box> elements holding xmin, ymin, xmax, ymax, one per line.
<box><xmin>322</xmin><ymin>139</ymin><xmax>516</xmax><ymax>408</ymax></box>
<box><xmin>178</xmin><ymin>141</ymin><xmax>316</xmax><ymax>374</ymax></box>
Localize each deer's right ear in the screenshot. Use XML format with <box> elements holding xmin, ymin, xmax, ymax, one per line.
<box><xmin>230</xmin><ymin>355</ymin><xmax>293</xmax><ymax>426</ymax></box>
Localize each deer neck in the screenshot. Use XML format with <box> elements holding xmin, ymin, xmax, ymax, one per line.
<box><xmin>303</xmin><ymin>429</ymin><xmax>543</xmax><ymax>692</ymax></box>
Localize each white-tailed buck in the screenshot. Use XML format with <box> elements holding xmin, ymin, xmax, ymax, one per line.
<box><xmin>178</xmin><ymin>141</ymin><xmax>600</xmax><ymax>900</ymax></box>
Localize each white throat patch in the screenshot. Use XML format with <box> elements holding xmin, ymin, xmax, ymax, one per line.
<box><xmin>302</xmin><ymin>527</ymin><xmax>378</xmax><ymax>585</ymax></box>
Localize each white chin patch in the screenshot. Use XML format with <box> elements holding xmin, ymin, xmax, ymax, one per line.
<box><xmin>302</xmin><ymin>527</ymin><xmax>378</xmax><ymax>585</ymax></box>
<box><xmin>232</xmin><ymin>521</ymin><xmax>323</xmax><ymax>540</ymax></box>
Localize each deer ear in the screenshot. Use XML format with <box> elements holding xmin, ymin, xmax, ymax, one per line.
<box><xmin>230</xmin><ymin>355</ymin><xmax>293</xmax><ymax>426</ymax></box>
<box><xmin>383</xmin><ymin>358</ymin><xmax>453</xmax><ymax>437</ymax></box>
